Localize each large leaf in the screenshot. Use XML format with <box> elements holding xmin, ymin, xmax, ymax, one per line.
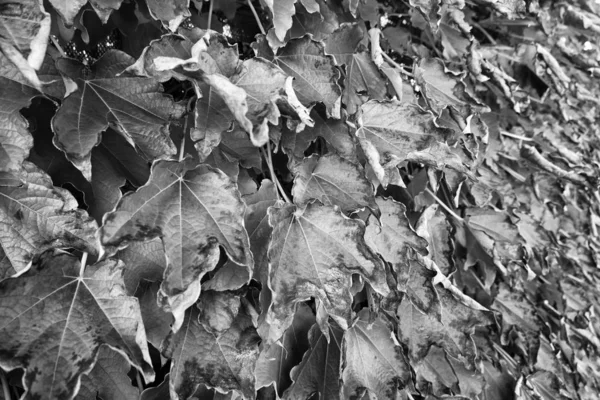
<box><xmin>266</xmin><ymin>202</ymin><xmax>388</xmax><ymax>341</ymax></box>
<box><xmin>52</xmin><ymin>50</ymin><xmax>185</xmax><ymax>179</ymax></box>
<box><xmin>291</xmin><ymin>153</ymin><xmax>377</xmax><ymax>215</ymax></box>
<box><xmin>0</xmin><ymin>250</ymin><xmax>154</xmax><ymax>400</ymax></box>
<box><xmin>0</xmin><ymin>162</ymin><xmax>98</xmax><ymax>278</ymax></box>
<box><xmin>75</xmin><ymin>346</ymin><xmax>140</xmax><ymax>400</ymax></box>
<box><xmin>357</xmin><ymin>100</ymin><xmax>471</xmax><ymax>186</ymax></box>
<box><xmin>162</xmin><ymin>305</ymin><xmax>260</xmax><ymax>399</ymax></box>
<box><xmin>283</xmin><ymin>321</ymin><xmax>343</xmax><ymax>400</ymax></box>
<box><xmin>254</xmin><ymin>35</ymin><xmax>341</xmax><ymax>118</ymax></box>
<box><xmin>341</xmin><ymin>310</ymin><xmax>412</xmax><ymax>399</ymax></box>
<box><xmin>100</xmin><ymin>159</ymin><xmax>253</xmax><ymax>330</ymax></box>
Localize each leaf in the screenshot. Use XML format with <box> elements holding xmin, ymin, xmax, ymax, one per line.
<box><xmin>415</xmin><ymin>204</ymin><xmax>455</xmax><ymax>276</ymax></box>
<box><xmin>202</xmin><ymin>260</ymin><xmax>251</xmax><ymax>292</ymax></box>
<box><xmin>0</xmin><ymin>162</ymin><xmax>98</xmax><ymax>278</ymax></box>
<box><xmin>255</xmin><ymin>303</ymin><xmax>316</xmax><ymax>395</ymax></box>
<box><xmin>116</xmin><ymin>237</ymin><xmax>166</xmax><ymax>294</ymax></box>
<box><xmin>266</xmin><ymin>202</ymin><xmax>388</xmax><ymax>342</ymax></box>
<box><xmin>356</xmin><ymin>100</ymin><xmax>471</xmax><ymax>187</ymax></box>
<box><xmin>75</xmin><ymin>346</ymin><xmax>140</xmax><ymax>400</ymax></box>
<box><xmin>52</xmin><ymin>50</ymin><xmax>185</xmax><ymax>179</ymax></box>
<box><xmin>281</xmin><ymin>107</ymin><xmax>358</xmax><ymax>162</ymax></box>
<box><xmin>197</xmin><ymin>290</ymin><xmax>242</xmax><ymax>335</ymax></box>
<box><xmin>145</xmin><ymin>0</ymin><xmax>191</xmax><ymax>31</ymax></box>
<box><xmin>136</xmin><ymin>281</ymin><xmax>173</xmax><ymax>350</ymax></box>
<box><xmin>341</xmin><ymin>309</ymin><xmax>412</xmax><ymax>399</ymax></box>
<box><xmin>140</xmin><ymin>374</ymin><xmax>171</xmax><ymax>400</ymax></box>
<box><xmin>254</xmin><ymin>35</ymin><xmax>341</xmax><ymax>118</ymax></box>
<box><xmin>397</xmin><ymin>284</ymin><xmax>494</xmax><ymax>369</ymax></box>
<box><xmin>100</xmin><ymin>159</ymin><xmax>253</xmax><ymax>331</ymax></box>
<box><xmin>48</xmin><ymin>0</ymin><xmax>88</xmax><ymax>25</ymax></box>
<box><xmin>162</xmin><ymin>305</ymin><xmax>260</xmax><ymax>399</ymax></box>
<box><xmin>291</xmin><ymin>153</ymin><xmax>377</xmax><ymax>215</ymax></box>
<box><xmin>283</xmin><ymin>321</ymin><xmax>343</xmax><ymax>400</ymax></box>
<box><xmin>263</xmin><ymin>0</ymin><xmax>297</xmax><ymax>42</ymax></box>
<box><xmin>0</xmin><ymin>250</ymin><xmax>154</xmax><ymax>400</ymax></box>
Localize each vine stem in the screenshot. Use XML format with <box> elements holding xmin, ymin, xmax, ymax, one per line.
<box><xmin>135</xmin><ymin>371</ymin><xmax>144</xmax><ymax>393</ymax></box>
<box><xmin>79</xmin><ymin>252</ymin><xmax>88</xmax><ymax>276</ymax></box>
<box><xmin>424</xmin><ymin>188</ymin><xmax>463</xmax><ymax>222</ymax></box>
<box><xmin>207</xmin><ymin>0</ymin><xmax>214</xmax><ymax>31</ymax></box>
<box><xmin>260</xmin><ymin>143</ymin><xmax>291</xmax><ymax>203</ymax></box>
<box><xmin>381</xmin><ymin>51</ymin><xmax>414</xmax><ymax>77</ymax></box>
<box><xmin>1</xmin><ymin>369</ymin><xmax>11</xmax><ymax>400</ymax></box>
<box><xmin>247</xmin><ymin>0</ymin><xmax>266</xmax><ymax>36</ymax></box>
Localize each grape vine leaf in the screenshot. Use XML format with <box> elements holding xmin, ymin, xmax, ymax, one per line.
<box><xmin>255</xmin><ymin>303</ymin><xmax>315</xmax><ymax>396</ymax></box>
<box><xmin>253</xmin><ymin>35</ymin><xmax>342</xmax><ymax>118</ymax></box>
<box><xmin>0</xmin><ymin>162</ymin><xmax>98</xmax><ymax>278</ymax></box>
<box><xmin>291</xmin><ymin>152</ymin><xmax>378</xmax><ymax>215</ymax></box>
<box><xmin>0</xmin><ymin>250</ymin><xmax>154</xmax><ymax>400</ymax></box>
<box><xmin>283</xmin><ymin>320</ymin><xmax>343</xmax><ymax>400</ymax></box>
<box><xmin>266</xmin><ymin>202</ymin><xmax>389</xmax><ymax>342</ymax></box>
<box><xmin>341</xmin><ymin>309</ymin><xmax>412</xmax><ymax>399</ymax></box>
<box><xmin>100</xmin><ymin>159</ymin><xmax>253</xmax><ymax>331</ymax></box>
<box><xmin>75</xmin><ymin>345</ymin><xmax>140</xmax><ymax>400</ymax></box>
<box><xmin>356</xmin><ymin>100</ymin><xmax>472</xmax><ymax>187</ymax></box>
<box><xmin>52</xmin><ymin>50</ymin><xmax>185</xmax><ymax>180</ymax></box>
<box><xmin>161</xmin><ymin>305</ymin><xmax>260</xmax><ymax>400</ymax></box>
<box><xmin>145</xmin><ymin>0</ymin><xmax>191</xmax><ymax>31</ymax></box>
<box><xmin>397</xmin><ymin>284</ymin><xmax>494</xmax><ymax>369</ymax></box>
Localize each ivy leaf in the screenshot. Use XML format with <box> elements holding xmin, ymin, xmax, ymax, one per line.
<box><xmin>291</xmin><ymin>153</ymin><xmax>377</xmax><ymax>215</ymax></box>
<box><xmin>0</xmin><ymin>162</ymin><xmax>98</xmax><ymax>278</ymax></box>
<box><xmin>100</xmin><ymin>159</ymin><xmax>253</xmax><ymax>331</ymax></box>
<box><xmin>283</xmin><ymin>321</ymin><xmax>343</xmax><ymax>400</ymax></box>
<box><xmin>75</xmin><ymin>346</ymin><xmax>140</xmax><ymax>400</ymax></box>
<box><xmin>145</xmin><ymin>0</ymin><xmax>191</xmax><ymax>31</ymax></box>
<box><xmin>397</xmin><ymin>284</ymin><xmax>494</xmax><ymax>369</ymax></box>
<box><xmin>356</xmin><ymin>100</ymin><xmax>472</xmax><ymax>187</ymax></box>
<box><xmin>415</xmin><ymin>204</ymin><xmax>455</xmax><ymax>276</ymax></box>
<box><xmin>52</xmin><ymin>50</ymin><xmax>185</xmax><ymax>179</ymax></box>
<box><xmin>255</xmin><ymin>303</ymin><xmax>316</xmax><ymax>395</ymax></box>
<box><xmin>254</xmin><ymin>35</ymin><xmax>341</xmax><ymax>118</ymax></box>
<box><xmin>0</xmin><ymin>250</ymin><xmax>154</xmax><ymax>400</ymax></box>
<box><xmin>266</xmin><ymin>202</ymin><xmax>388</xmax><ymax>342</ymax></box>
<box><xmin>281</xmin><ymin>108</ymin><xmax>358</xmax><ymax>162</ymax></box>
<box><xmin>162</xmin><ymin>305</ymin><xmax>260</xmax><ymax>399</ymax></box>
<box><xmin>341</xmin><ymin>309</ymin><xmax>412</xmax><ymax>399</ymax></box>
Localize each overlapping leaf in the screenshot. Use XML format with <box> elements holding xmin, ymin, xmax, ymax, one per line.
<box><xmin>0</xmin><ymin>251</ymin><xmax>154</xmax><ymax>400</ymax></box>
<box><xmin>266</xmin><ymin>202</ymin><xmax>388</xmax><ymax>341</ymax></box>
<box><xmin>0</xmin><ymin>162</ymin><xmax>98</xmax><ymax>278</ymax></box>
<box><xmin>52</xmin><ymin>50</ymin><xmax>185</xmax><ymax>179</ymax></box>
<box><xmin>100</xmin><ymin>159</ymin><xmax>253</xmax><ymax>330</ymax></box>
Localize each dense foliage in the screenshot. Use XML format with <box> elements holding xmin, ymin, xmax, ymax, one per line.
<box><xmin>1</xmin><ymin>0</ymin><xmax>600</xmax><ymax>399</ymax></box>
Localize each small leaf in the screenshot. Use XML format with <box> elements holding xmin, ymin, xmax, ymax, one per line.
<box><xmin>263</xmin><ymin>0</ymin><xmax>297</xmax><ymax>41</ymax></box>
<box><xmin>341</xmin><ymin>310</ymin><xmax>412</xmax><ymax>399</ymax></box>
<box><xmin>291</xmin><ymin>153</ymin><xmax>377</xmax><ymax>215</ymax></box>
<box><xmin>117</xmin><ymin>238</ymin><xmax>166</xmax><ymax>295</ymax></box>
<box><xmin>0</xmin><ymin>162</ymin><xmax>98</xmax><ymax>278</ymax></box>
<box><xmin>100</xmin><ymin>159</ymin><xmax>253</xmax><ymax>331</ymax></box>
<box><xmin>415</xmin><ymin>204</ymin><xmax>455</xmax><ymax>276</ymax></box>
<box><xmin>145</xmin><ymin>0</ymin><xmax>191</xmax><ymax>31</ymax></box>
<box><xmin>52</xmin><ymin>50</ymin><xmax>185</xmax><ymax>179</ymax></box>
<box><xmin>162</xmin><ymin>305</ymin><xmax>259</xmax><ymax>399</ymax></box>
<box><xmin>75</xmin><ymin>346</ymin><xmax>140</xmax><ymax>400</ymax></box>
<box><xmin>48</xmin><ymin>0</ymin><xmax>89</xmax><ymax>25</ymax></box>
<box><xmin>197</xmin><ymin>290</ymin><xmax>242</xmax><ymax>335</ymax></box>
<box><xmin>283</xmin><ymin>321</ymin><xmax>343</xmax><ymax>400</ymax></box>
<box><xmin>267</xmin><ymin>202</ymin><xmax>388</xmax><ymax>341</ymax></box>
<box><xmin>0</xmin><ymin>251</ymin><xmax>154</xmax><ymax>400</ymax></box>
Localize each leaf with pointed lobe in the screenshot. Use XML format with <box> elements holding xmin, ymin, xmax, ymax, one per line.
<box><xmin>283</xmin><ymin>321</ymin><xmax>343</xmax><ymax>400</ymax></box>
<box><xmin>75</xmin><ymin>346</ymin><xmax>140</xmax><ymax>400</ymax></box>
<box><xmin>162</xmin><ymin>305</ymin><xmax>260</xmax><ymax>400</ymax></box>
<box><xmin>145</xmin><ymin>0</ymin><xmax>191</xmax><ymax>31</ymax></box>
<box><xmin>0</xmin><ymin>250</ymin><xmax>154</xmax><ymax>400</ymax></box>
<box><xmin>135</xmin><ymin>281</ymin><xmax>173</xmax><ymax>350</ymax></box>
<box><xmin>291</xmin><ymin>153</ymin><xmax>377</xmax><ymax>215</ymax></box>
<box><xmin>100</xmin><ymin>159</ymin><xmax>253</xmax><ymax>331</ymax></box>
<box><xmin>357</xmin><ymin>100</ymin><xmax>472</xmax><ymax>187</ymax></box>
<box><xmin>416</xmin><ymin>204</ymin><xmax>455</xmax><ymax>276</ymax></box>
<box><xmin>342</xmin><ymin>310</ymin><xmax>412</xmax><ymax>399</ymax></box>
<box><xmin>0</xmin><ymin>162</ymin><xmax>98</xmax><ymax>279</ymax></box>
<box><xmin>255</xmin><ymin>303</ymin><xmax>316</xmax><ymax>395</ymax></box>
<box><xmin>52</xmin><ymin>50</ymin><xmax>185</xmax><ymax>180</ymax></box>
<box><xmin>397</xmin><ymin>284</ymin><xmax>494</xmax><ymax>369</ymax></box>
<box><xmin>116</xmin><ymin>237</ymin><xmax>166</xmax><ymax>295</ymax></box>
<box><xmin>253</xmin><ymin>35</ymin><xmax>341</xmax><ymax>118</ymax></box>
<box><xmin>266</xmin><ymin>202</ymin><xmax>388</xmax><ymax>342</ymax></box>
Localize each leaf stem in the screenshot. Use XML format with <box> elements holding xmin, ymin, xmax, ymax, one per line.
<box><xmin>381</xmin><ymin>51</ymin><xmax>414</xmax><ymax>77</ymax></box>
<box><xmin>425</xmin><ymin>188</ymin><xmax>464</xmax><ymax>222</ymax></box>
<box><xmin>135</xmin><ymin>371</ymin><xmax>144</xmax><ymax>393</ymax></box>
<box><xmin>260</xmin><ymin>144</ymin><xmax>291</xmax><ymax>203</ymax></box>
<box><xmin>79</xmin><ymin>252</ymin><xmax>88</xmax><ymax>276</ymax></box>
<box><xmin>207</xmin><ymin>0</ymin><xmax>214</xmax><ymax>31</ymax></box>
<box><xmin>247</xmin><ymin>0</ymin><xmax>266</xmax><ymax>36</ymax></box>
<box><xmin>1</xmin><ymin>369</ymin><xmax>11</xmax><ymax>400</ymax></box>
<box><xmin>49</xmin><ymin>35</ymin><xmax>66</xmax><ymax>57</ymax></box>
